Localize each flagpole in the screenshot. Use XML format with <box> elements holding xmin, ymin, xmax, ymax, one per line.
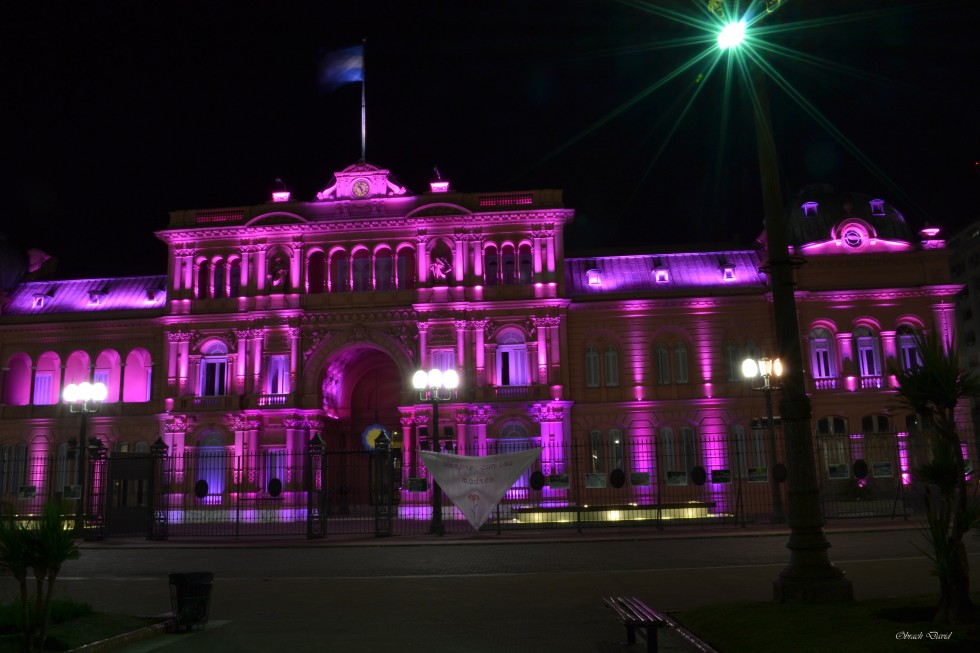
<box><xmin>360</xmin><ymin>37</ymin><xmax>366</xmax><ymax>161</ymax></box>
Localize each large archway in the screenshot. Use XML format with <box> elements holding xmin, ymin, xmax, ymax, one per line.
<box><xmin>319</xmin><ymin>345</ymin><xmax>404</xmax><ymax>449</ymax></box>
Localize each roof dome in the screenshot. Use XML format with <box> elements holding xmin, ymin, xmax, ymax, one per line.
<box><xmin>786</xmin><ymin>184</ymin><xmax>912</xmax><ymax>248</ymax></box>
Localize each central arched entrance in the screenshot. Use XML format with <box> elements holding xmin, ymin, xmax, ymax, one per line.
<box><xmin>318</xmin><ymin>344</ymin><xmax>404</xmax><ymax>513</ymax></box>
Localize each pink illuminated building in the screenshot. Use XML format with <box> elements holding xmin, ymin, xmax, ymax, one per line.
<box><xmin>0</xmin><ymin>168</ymin><xmax>971</xmax><ymax>532</ymax></box>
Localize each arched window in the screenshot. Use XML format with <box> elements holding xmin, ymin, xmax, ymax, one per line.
<box><xmin>655</xmin><ymin>344</ymin><xmax>670</xmax><ymax>385</ymax></box>
<box><xmin>94</xmin><ymin>350</ymin><xmax>121</xmax><ymax>403</ymax></box>
<box><xmin>485</xmin><ymin>245</ymin><xmax>499</xmax><ymax>286</ymax></box>
<box><xmin>213</xmin><ymin>260</ymin><xmax>227</xmax><ymax>299</ymax></box>
<box><xmin>501</xmin><ymin>244</ymin><xmax>516</xmax><ymax>285</ymax></box>
<box><xmin>585</xmin><ymin>346</ymin><xmax>600</xmax><ymax>388</ymax></box>
<box><xmin>307</xmin><ymin>251</ymin><xmax>326</xmax><ymax>294</ymax></box>
<box><xmin>375</xmin><ymin>248</ymin><xmax>393</xmax><ymax>291</ymax></box>
<box><xmin>34</xmin><ymin>352</ymin><xmax>61</xmax><ymax>405</ymax></box>
<box><xmin>352</xmin><ymin>250</ymin><xmax>371</xmax><ymax>292</ymax></box>
<box><xmin>228</xmin><ymin>258</ymin><xmax>242</xmax><ymax>297</ymax></box>
<box><xmin>3</xmin><ymin>355</ymin><xmax>32</xmax><ymax>406</ymax></box>
<box><xmin>496</xmin><ymin>329</ymin><xmax>528</xmax><ymax>386</ymax></box>
<box><xmin>199</xmin><ymin>341</ymin><xmax>228</xmax><ymax>397</ymax></box>
<box><xmin>673</xmin><ymin>344</ymin><xmax>689</xmax><ymax>384</ymax></box>
<box><xmin>518</xmin><ymin>244</ymin><xmax>533</xmax><ymax>284</ymax></box>
<box><xmin>330</xmin><ymin>251</ymin><xmax>350</xmax><ymax>293</ymax></box>
<box><xmin>897</xmin><ymin>325</ymin><xmax>920</xmax><ymax>372</ymax></box>
<box><xmin>604</xmin><ymin>346</ymin><xmax>620</xmax><ymax>387</ymax></box>
<box><xmin>123</xmin><ymin>348</ymin><xmax>152</xmax><ymax>403</ymax></box>
<box><xmin>396</xmin><ymin>247</ymin><xmax>416</xmax><ymax>290</ymax></box>
<box><xmin>809</xmin><ymin>328</ymin><xmax>836</xmax><ymax>379</ymax></box>
<box><xmin>196</xmin><ymin>261</ymin><xmax>211</xmax><ymax>299</ymax></box>
<box><xmin>855</xmin><ymin>326</ymin><xmax>881</xmax><ymax>378</ymax></box>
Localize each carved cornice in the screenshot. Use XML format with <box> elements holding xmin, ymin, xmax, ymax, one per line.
<box><xmin>530</xmin><ymin>403</ymin><xmax>565</xmax><ymax>423</ymax></box>
<box><xmin>164</xmin><ymin>415</ymin><xmax>190</xmax><ymax>433</ymax></box>
<box><xmin>227</xmin><ymin>414</ymin><xmax>262</xmax><ymax>431</ymax></box>
<box><xmin>283</xmin><ymin>418</ymin><xmax>323</xmax><ymax>430</ymax></box>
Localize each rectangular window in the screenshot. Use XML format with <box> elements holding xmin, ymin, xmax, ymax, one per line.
<box><xmin>674</xmin><ymin>347</ymin><xmax>689</xmax><ymax>384</ymax></box>
<box><xmin>680</xmin><ymin>426</ymin><xmax>697</xmax><ymax>472</ymax></box>
<box><xmin>33</xmin><ymin>372</ymin><xmax>53</xmax><ymax>405</ymax></box>
<box><xmin>608</xmin><ymin>429</ymin><xmax>625</xmax><ymax>472</ymax></box>
<box><xmin>590</xmin><ymin>430</ymin><xmax>604</xmax><ymax>474</ymax></box>
<box><xmin>604</xmin><ymin>347</ymin><xmax>619</xmax><ymax>387</ymax></box>
<box><xmin>431</xmin><ymin>349</ymin><xmax>456</xmax><ymax>373</ymax></box>
<box><xmin>812</xmin><ymin>347</ymin><xmax>833</xmax><ymax>378</ymax></box>
<box><xmin>585</xmin><ymin>348</ymin><xmax>600</xmax><ymax>388</ymax></box>
<box><xmin>94</xmin><ymin>369</ymin><xmax>110</xmax><ymax>387</ymax></box>
<box><xmin>268</xmin><ymin>355</ymin><xmax>289</xmax><ymax>394</ymax></box>
<box><xmin>202</xmin><ymin>360</ymin><xmax>227</xmax><ymax>396</ymax></box>
<box><xmin>656</xmin><ymin>346</ymin><xmax>670</xmax><ymax>385</ymax></box>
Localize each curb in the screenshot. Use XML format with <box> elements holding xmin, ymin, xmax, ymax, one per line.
<box><xmin>66</xmin><ymin>619</ymin><xmax>175</xmax><ymax>653</ymax></box>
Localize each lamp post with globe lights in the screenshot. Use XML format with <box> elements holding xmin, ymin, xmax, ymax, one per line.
<box><xmin>714</xmin><ymin>1</ymin><xmax>853</xmax><ymax>601</ymax></box>
<box><xmin>742</xmin><ymin>356</ymin><xmax>785</xmax><ymax>523</ymax></box>
<box><xmin>412</xmin><ymin>367</ymin><xmax>459</xmax><ymax>535</ymax></box>
<box><xmin>63</xmin><ymin>381</ymin><xmax>107</xmax><ymax>535</ymax></box>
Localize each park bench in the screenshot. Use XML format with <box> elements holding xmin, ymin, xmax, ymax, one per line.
<box><xmin>604</xmin><ymin>596</ymin><xmax>670</xmax><ymax>652</ymax></box>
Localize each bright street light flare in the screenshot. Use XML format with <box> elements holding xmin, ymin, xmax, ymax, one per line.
<box><xmin>717</xmin><ymin>20</ymin><xmax>746</xmax><ymax>50</ymax></box>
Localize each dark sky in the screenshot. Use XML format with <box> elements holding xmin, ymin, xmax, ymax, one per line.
<box><xmin>6</xmin><ymin>0</ymin><xmax>979</xmax><ymax>279</ymax></box>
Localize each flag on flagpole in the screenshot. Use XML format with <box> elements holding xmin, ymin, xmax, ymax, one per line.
<box><xmin>320</xmin><ymin>45</ymin><xmax>364</xmax><ymax>90</ymax></box>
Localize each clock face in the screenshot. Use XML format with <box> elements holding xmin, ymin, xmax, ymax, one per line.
<box><xmin>351</xmin><ymin>179</ymin><xmax>371</xmax><ymax>198</ymax></box>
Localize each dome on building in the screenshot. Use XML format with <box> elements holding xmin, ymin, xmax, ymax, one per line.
<box><xmin>785</xmin><ymin>184</ymin><xmax>913</xmax><ymax>249</ymax></box>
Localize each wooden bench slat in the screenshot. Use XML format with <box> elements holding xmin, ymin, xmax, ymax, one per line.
<box><xmin>604</xmin><ymin>596</ymin><xmax>669</xmax><ymax>653</ymax></box>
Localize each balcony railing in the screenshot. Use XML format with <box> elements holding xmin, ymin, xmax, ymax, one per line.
<box><xmin>256</xmin><ymin>394</ymin><xmax>290</xmax><ymax>407</ymax></box>
<box><xmin>860</xmin><ymin>376</ymin><xmax>883</xmax><ymax>390</ymax></box>
<box><xmin>813</xmin><ymin>378</ymin><xmax>839</xmax><ymax>391</ymax></box>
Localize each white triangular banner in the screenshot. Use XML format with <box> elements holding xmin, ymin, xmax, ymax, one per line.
<box><xmin>419</xmin><ymin>448</ymin><xmax>542</xmax><ymax>530</ymax></box>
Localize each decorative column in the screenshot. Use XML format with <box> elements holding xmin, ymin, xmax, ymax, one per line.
<box><xmin>544</xmin><ymin>229</ymin><xmax>556</xmax><ymax>274</ymax></box>
<box><xmin>290</xmin><ymin>241</ymin><xmax>303</xmax><ymax>293</ymax></box>
<box><xmin>453</xmin><ymin>234</ymin><xmax>466</xmax><ymax>284</ymax></box>
<box><xmin>472</xmin><ymin>319</ymin><xmax>487</xmax><ymax>387</ymax></box>
<box><xmin>255</xmin><ymin>245</ymin><xmax>268</xmax><ymax>294</ymax></box>
<box><xmin>176</xmin><ymin>333</ymin><xmax>191</xmax><ymax>395</ymax></box>
<box><xmin>417</xmin><ymin>322</ymin><xmax>429</xmax><ymax>368</ymax></box>
<box><xmin>163</xmin><ymin>415</ymin><xmax>189</xmax><ymax>484</ymax></box>
<box><xmin>472</xmin><ymin>236</ymin><xmax>484</xmax><ymax>283</ymax></box>
<box><xmin>252</xmin><ymin>329</ymin><xmax>264</xmax><ymax>394</ymax></box>
<box><xmin>455</xmin><ymin>321</ymin><xmax>467</xmax><ymax>386</ymax></box>
<box><xmin>531</xmin><ymin>402</ymin><xmax>567</xmax><ymax>500</ymax></box>
<box><xmin>288</xmin><ymin>327</ymin><xmax>301</xmax><ymax>393</ymax></box>
<box><xmin>228</xmin><ymin>414</ymin><xmax>249</xmax><ymax>484</ymax></box>
<box><xmin>932</xmin><ymin>301</ymin><xmax>956</xmax><ymax>347</ymax></box>
<box><xmin>416</xmin><ymin>234</ymin><xmax>428</xmax><ymax>285</ymax></box>
<box><xmin>240</xmin><ymin>245</ymin><xmax>253</xmax><ymax>294</ymax></box>
<box><xmin>235</xmin><ymin>328</ymin><xmax>249</xmax><ymax>392</ymax></box>
<box><xmin>533</xmin><ymin>317</ymin><xmax>549</xmax><ymax>385</ymax></box>
<box><xmin>532</xmin><ymin>230</ymin><xmax>544</xmax><ymax>275</ymax></box>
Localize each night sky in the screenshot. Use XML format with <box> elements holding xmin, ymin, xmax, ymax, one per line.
<box><xmin>6</xmin><ymin>0</ymin><xmax>979</xmax><ymax>279</ymax></box>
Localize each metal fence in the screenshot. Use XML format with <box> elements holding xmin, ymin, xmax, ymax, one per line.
<box><xmin>0</xmin><ymin>430</ymin><xmax>976</xmax><ymax>539</ymax></box>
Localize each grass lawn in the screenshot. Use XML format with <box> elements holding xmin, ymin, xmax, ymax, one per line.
<box><xmin>675</xmin><ymin>594</ymin><xmax>980</xmax><ymax>653</ymax></box>
<box><xmin>0</xmin><ymin>601</ymin><xmax>166</xmax><ymax>652</ymax></box>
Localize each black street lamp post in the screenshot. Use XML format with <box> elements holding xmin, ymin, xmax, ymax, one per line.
<box><xmin>64</xmin><ymin>382</ymin><xmax>107</xmax><ymax>536</ymax></box>
<box><xmin>742</xmin><ymin>356</ymin><xmax>785</xmax><ymax>523</ymax></box>
<box><xmin>412</xmin><ymin>367</ymin><xmax>459</xmax><ymax>536</ymax></box>
<box><xmin>716</xmin><ymin>3</ymin><xmax>853</xmax><ymax>601</ymax></box>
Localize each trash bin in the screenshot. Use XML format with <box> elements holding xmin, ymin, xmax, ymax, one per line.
<box><xmin>168</xmin><ymin>572</ymin><xmax>214</xmax><ymax>630</ymax></box>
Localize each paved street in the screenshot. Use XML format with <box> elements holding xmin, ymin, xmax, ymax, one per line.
<box><xmin>10</xmin><ymin>524</ymin><xmax>980</xmax><ymax>652</ymax></box>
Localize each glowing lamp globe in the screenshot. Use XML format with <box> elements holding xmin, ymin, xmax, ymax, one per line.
<box><xmin>427</xmin><ymin>368</ymin><xmax>443</xmax><ymax>389</ymax></box>
<box><xmin>443</xmin><ymin>369</ymin><xmax>459</xmax><ymax>389</ymax></box>
<box><xmin>718</xmin><ymin>20</ymin><xmax>746</xmax><ymax>50</ymax></box>
<box><xmin>412</xmin><ymin>370</ymin><xmax>428</xmax><ymax>390</ymax></box>
<box><xmin>742</xmin><ymin>359</ymin><xmax>759</xmax><ymax>378</ymax></box>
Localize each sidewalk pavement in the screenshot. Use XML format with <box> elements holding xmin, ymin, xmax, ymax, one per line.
<box><xmin>64</xmin><ymin>520</ymin><xmax>933</xmax><ymax>653</ymax></box>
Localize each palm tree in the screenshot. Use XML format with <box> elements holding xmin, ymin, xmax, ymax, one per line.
<box><xmin>890</xmin><ymin>328</ymin><xmax>980</xmax><ymax>624</ymax></box>
<box><xmin>0</xmin><ymin>503</ymin><xmax>80</xmax><ymax>652</ymax></box>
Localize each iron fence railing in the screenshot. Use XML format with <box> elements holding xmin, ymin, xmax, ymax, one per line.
<box><xmin>0</xmin><ymin>430</ymin><xmax>976</xmax><ymax>539</ymax></box>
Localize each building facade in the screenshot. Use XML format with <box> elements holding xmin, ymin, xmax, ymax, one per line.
<box><xmin>0</xmin><ymin>164</ymin><xmax>967</xmax><ymax>535</ymax></box>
